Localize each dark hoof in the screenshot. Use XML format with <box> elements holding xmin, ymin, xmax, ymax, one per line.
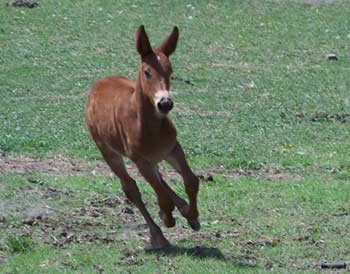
<box><xmin>149</xmin><ymin>236</ymin><xmax>172</xmax><ymax>250</ymax></box>
<box><xmin>189</xmin><ymin>219</ymin><xmax>201</xmax><ymax>231</ymax></box>
<box><xmin>159</xmin><ymin>210</ymin><xmax>176</xmax><ymax>228</ymax></box>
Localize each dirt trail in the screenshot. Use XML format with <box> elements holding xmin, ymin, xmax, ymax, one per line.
<box><xmin>0</xmin><ymin>154</ymin><xmax>118</xmax><ymax>177</ymax></box>
<box><xmin>0</xmin><ymin>154</ymin><xmax>175</xmax><ymax>181</ymax></box>
<box><xmin>0</xmin><ymin>153</ymin><xmax>299</xmax><ymax>181</ymax></box>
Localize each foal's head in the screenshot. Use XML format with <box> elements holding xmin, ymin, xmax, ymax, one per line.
<box><xmin>135</xmin><ymin>25</ymin><xmax>179</xmax><ymax>115</ymax></box>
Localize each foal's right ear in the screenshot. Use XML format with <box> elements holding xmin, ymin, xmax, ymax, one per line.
<box><xmin>157</xmin><ymin>26</ymin><xmax>179</xmax><ymax>57</ymax></box>
<box><xmin>135</xmin><ymin>25</ymin><xmax>153</xmax><ymax>57</ymax></box>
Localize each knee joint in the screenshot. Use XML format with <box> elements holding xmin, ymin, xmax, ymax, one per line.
<box><xmin>185</xmin><ymin>174</ymin><xmax>199</xmax><ymax>191</ymax></box>
<box><xmin>122</xmin><ymin>182</ymin><xmax>141</xmax><ymax>202</ymax></box>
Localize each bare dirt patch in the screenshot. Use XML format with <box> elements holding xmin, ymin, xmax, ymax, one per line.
<box><xmin>310</xmin><ymin>112</ymin><xmax>350</xmax><ymax>123</ymax></box>
<box><xmin>0</xmin><ymin>154</ymin><xmax>132</xmax><ymax>178</ymax></box>
<box><xmin>6</xmin><ymin>0</ymin><xmax>38</xmax><ymax>8</ymax></box>
<box><xmin>204</xmin><ymin>163</ymin><xmax>302</xmax><ymax>181</ymax></box>
<box><xmin>294</xmin><ymin>111</ymin><xmax>350</xmax><ymax>123</ymax></box>
<box><xmin>0</xmin><ymin>154</ymin><xmax>299</xmax><ymax>182</ymax></box>
<box><xmin>2</xmin><ymin>190</ymin><xmax>147</xmax><ymax>248</ymax></box>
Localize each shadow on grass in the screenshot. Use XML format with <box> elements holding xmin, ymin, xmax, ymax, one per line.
<box><xmin>146</xmin><ymin>245</ymin><xmax>258</xmax><ymax>268</ymax></box>
<box><xmin>146</xmin><ymin>245</ymin><xmax>225</xmax><ymax>260</ymax></box>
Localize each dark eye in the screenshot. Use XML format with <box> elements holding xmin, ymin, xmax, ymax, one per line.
<box><xmin>144</xmin><ymin>69</ymin><xmax>152</xmax><ymax>79</ymax></box>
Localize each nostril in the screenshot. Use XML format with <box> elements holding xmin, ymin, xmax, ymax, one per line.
<box><xmin>166</xmin><ymin>99</ymin><xmax>174</xmax><ymax>109</ymax></box>
<box><xmin>157</xmin><ymin>101</ymin><xmax>163</xmax><ymax>110</ymax></box>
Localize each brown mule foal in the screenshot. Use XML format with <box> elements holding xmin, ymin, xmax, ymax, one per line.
<box><xmin>85</xmin><ymin>25</ymin><xmax>200</xmax><ymax>249</ymax></box>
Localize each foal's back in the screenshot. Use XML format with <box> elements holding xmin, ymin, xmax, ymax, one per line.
<box><xmin>85</xmin><ymin>76</ymin><xmax>137</xmax><ymax>155</ymax></box>
<box><xmin>87</xmin><ymin>75</ymin><xmax>135</xmax><ymax>111</ymax></box>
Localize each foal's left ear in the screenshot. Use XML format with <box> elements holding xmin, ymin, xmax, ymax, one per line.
<box><xmin>135</xmin><ymin>25</ymin><xmax>153</xmax><ymax>57</ymax></box>
<box><xmin>157</xmin><ymin>26</ymin><xmax>179</xmax><ymax>57</ymax></box>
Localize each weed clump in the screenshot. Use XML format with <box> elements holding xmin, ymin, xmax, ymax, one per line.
<box><xmin>7</xmin><ymin>236</ymin><xmax>35</xmax><ymax>253</ymax></box>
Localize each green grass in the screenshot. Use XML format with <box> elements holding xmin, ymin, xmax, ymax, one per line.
<box><xmin>1</xmin><ymin>173</ymin><xmax>349</xmax><ymax>273</ymax></box>
<box><xmin>1</xmin><ymin>0</ymin><xmax>350</xmax><ymax>273</ymax></box>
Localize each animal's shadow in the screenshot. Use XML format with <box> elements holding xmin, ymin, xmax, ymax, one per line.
<box><xmin>145</xmin><ymin>245</ymin><xmax>258</xmax><ymax>268</ymax></box>
<box><xmin>146</xmin><ymin>245</ymin><xmax>225</xmax><ymax>260</ymax></box>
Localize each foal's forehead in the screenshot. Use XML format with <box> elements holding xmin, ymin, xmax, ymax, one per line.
<box><xmin>143</xmin><ymin>51</ymin><xmax>171</xmax><ymax>72</ymax></box>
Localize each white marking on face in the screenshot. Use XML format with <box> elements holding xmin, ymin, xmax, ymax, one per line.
<box><xmin>154</xmin><ymin>90</ymin><xmax>169</xmax><ymax>105</ymax></box>
<box><xmin>157</xmin><ymin>55</ymin><xmax>161</xmax><ymax>61</ymax></box>
<box><xmin>154</xmin><ymin>90</ymin><xmax>170</xmax><ymax>114</ymax></box>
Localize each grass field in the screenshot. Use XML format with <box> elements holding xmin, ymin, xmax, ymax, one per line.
<box><xmin>1</xmin><ymin>0</ymin><xmax>350</xmax><ymax>273</ymax></box>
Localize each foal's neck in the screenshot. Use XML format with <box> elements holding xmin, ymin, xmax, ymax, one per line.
<box><xmin>134</xmin><ymin>72</ymin><xmax>164</xmax><ymax>135</ymax></box>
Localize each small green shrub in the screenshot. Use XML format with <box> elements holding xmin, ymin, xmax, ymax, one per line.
<box><xmin>7</xmin><ymin>236</ymin><xmax>35</xmax><ymax>253</ymax></box>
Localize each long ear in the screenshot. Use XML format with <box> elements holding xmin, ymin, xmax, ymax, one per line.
<box><xmin>135</xmin><ymin>25</ymin><xmax>153</xmax><ymax>57</ymax></box>
<box><xmin>157</xmin><ymin>26</ymin><xmax>179</xmax><ymax>57</ymax></box>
